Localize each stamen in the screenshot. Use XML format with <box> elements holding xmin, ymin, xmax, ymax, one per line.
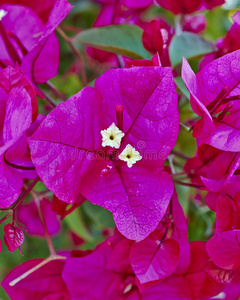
<box><xmin>217</xmin><ymin>103</ymin><xmax>233</xmax><ymax>121</ymax></box>
<box><xmin>207</xmin><ymin>86</ymin><xmax>229</xmax><ymax>112</ymax></box>
<box><xmin>7</xmin><ymin>31</ymin><xmax>28</xmax><ymax>56</ymax></box>
<box><xmin>115</xmin><ymin>105</ymin><xmax>123</xmax><ymax>131</ymax></box>
<box><xmin>0</xmin><ymin>22</ymin><xmax>21</xmax><ymax>65</ymax></box>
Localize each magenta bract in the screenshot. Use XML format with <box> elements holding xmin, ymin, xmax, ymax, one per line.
<box><xmin>28</xmin><ymin>67</ymin><xmax>179</xmax><ymax>241</ymax></box>
<box><xmin>2</xmin><ymin>258</ymin><xmax>70</xmax><ymax>299</ymax></box>
<box><xmin>17</xmin><ymin>198</ymin><xmax>61</xmax><ymax>237</ymax></box>
<box><xmin>182</xmin><ymin>52</ymin><xmax>240</xmax><ymax>152</ymax></box>
<box><xmin>0</xmin><ymin>66</ymin><xmax>37</xmax><ymax>208</ymax></box>
<box><xmin>0</xmin><ymin>0</ymin><xmax>72</xmax><ymax>86</ymax></box>
<box><xmin>155</xmin><ymin>0</ymin><xmax>224</xmax><ymax>15</ymax></box>
<box><xmin>207</xmin><ymin>230</ymin><xmax>240</xmax><ymax>270</ymax></box>
<box><xmin>3</xmin><ymin>223</ymin><xmax>24</xmax><ymax>253</ymax></box>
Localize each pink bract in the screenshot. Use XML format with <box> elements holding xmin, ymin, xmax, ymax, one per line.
<box><xmin>155</xmin><ymin>0</ymin><xmax>224</xmax><ymax>15</ymax></box>
<box><xmin>3</xmin><ymin>223</ymin><xmax>24</xmax><ymax>253</ymax></box>
<box><xmin>2</xmin><ymin>258</ymin><xmax>70</xmax><ymax>299</ymax></box>
<box><xmin>182</xmin><ymin>52</ymin><xmax>240</xmax><ymax>152</ymax></box>
<box><xmin>0</xmin><ymin>0</ymin><xmax>72</xmax><ymax>86</ymax></box>
<box><xmin>0</xmin><ymin>66</ymin><xmax>37</xmax><ymax>208</ymax></box>
<box><xmin>17</xmin><ymin>198</ymin><xmax>61</xmax><ymax>237</ymax></box>
<box><xmin>207</xmin><ymin>230</ymin><xmax>240</xmax><ymax>270</ymax></box>
<box><xmin>28</xmin><ymin>67</ymin><xmax>179</xmax><ymax>241</ymax></box>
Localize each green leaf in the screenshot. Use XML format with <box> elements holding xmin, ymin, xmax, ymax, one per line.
<box><xmin>169</xmin><ymin>32</ymin><xmax>215</xmax><ymax>67</ymax></box>
<box><xmin>174</xmin><ymin>77</ymin><xmax>190</xmax><ymax>99</ymax></box>
<box><xmin>72</xmin><ymin>24</ymin><xmax>151</xmax><ymax>59</ymax></box>
<box><xmin>82</xmin><ymin>201</ymin><xmax>115</xmax><ymax>228</ymax></box>
<box><xmin>64</xmin><ymin>209</ymin><xmax>93</xmax><ymax>242</ymax></box>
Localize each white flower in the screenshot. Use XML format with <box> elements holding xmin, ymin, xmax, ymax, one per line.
<box><xmin>0</xmin><ymin>10</ymin><xmax>7</xmax><ymax>21</ymax></box>
<box><xmin>101</xmin><ymin>122</ymin><xmax>124</xmax><ymax>148</ymax></box>
<box><xmin>119</xmin><ymin>144</ymin><xmax>142</xmax><ymax>168</ymax></box>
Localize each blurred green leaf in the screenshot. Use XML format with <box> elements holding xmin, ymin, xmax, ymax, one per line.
<box><xmin>73</xmin><ymin>25</ymin><xmax>151</xmax><ymax>59</ymax></box>
<box><xmin>174</xmin><ymin>77</ymin><xmax>190</xmax><ymax>99</ymax></box>
<box><xmin>82</xmin><ymin>201</ymin><xmax>115</xmax><ymax>229</ymax></box>
<box><xmin>170</xmin><ymin>32</ymin><xmax>215</xmax><ymax>66</ymax></box>
<box><xmin>204</xmin><ymin>7</ymin><xmax>231</xmax><ymax>41</ymax></box>
<box><xmin>64</xmin><ymin>209</ymin><xmax>93</xmax><ymax>242</ymax></box>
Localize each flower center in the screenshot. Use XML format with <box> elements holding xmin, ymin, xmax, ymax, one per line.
<box><xmin>206</xmin><ymin>86</ymin><xmax>240</xmax><ymax>117</ymax></box>
<box><xmin>0</xmin><ymin>9</ymin><xmax>7</xmax><ymax>21</ymax></box>
<box><xmin>119</xmin><ymin>144</ymin><xmax>142</xmax><ymax>168</ymax></box>
<box><xmin>101</xmin><ymin>122</ymin><xmax>124</xmax><ymax>149</ymax></box>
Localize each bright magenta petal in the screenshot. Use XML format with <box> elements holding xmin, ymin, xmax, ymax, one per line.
<box><xmin>207</xmin><ymin>230</ymin><xmax>240</xmax><ymax>270</ymax></box>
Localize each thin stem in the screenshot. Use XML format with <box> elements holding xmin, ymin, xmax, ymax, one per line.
<box><xmin>59</xmin><ymin>24</ymin><xmax>82</xmax><ymax>34</ymax></box>
<box><xmin>117</xmin><ymin>55</ymin><xmax>124</xmax><ymax>68</ymax></box>
<box><xmin>35</xmin><ymin>198</ymin><xmax>56</xmax><ymax>256</ymax></box>
<box><xmin>57</xmin><ymin>27</ymin><xmax>87</xmax><ymax>86</ymax></box>
<box><xmin>173</xmin><ymin>179</ymin><xmax>204</xmax><ymax>189</ymax></box>
<box><xmin>38</xmin><ymin>88</ymin><xmax>58</xmax><ymax>108</ymax></box>
<box><xmin>171</xmin><ymin>149</ymin><xmax>190</xmax><ymax>160</ymax></box>
<box><xmin>9</xmin><ymin>255</ymin><xmax>66</xmax><ymax>287</ymax></box>
<box><xmin>45</xmin><ymin>81</ymin><xmax>66</xmax><ymax>101</ymax></box>
<box><xmin>180</xmin><ymin>122</ymin><xmax>191</xmax><ymax>131</ymax></box>
<box><xmin>0</xmin><ymin>212</ymin><xmax>12</xmax><ymax>225</ymax></box>
<box><xmin>168</xmin><ymin>154</ymin><xmax>176</xmax><ymax>174</ymax></box>
<box><xmin>13</xmin><ymin>176</ymin><xmax>40</xmax><ymax>211</ymax></box>
<box><xmin>175</xmin><ymin>14</ymin><xmax>183</xmax><ymax>35</ymax></box>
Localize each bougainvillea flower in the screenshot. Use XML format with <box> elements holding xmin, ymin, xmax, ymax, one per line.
<box><xmin>222</xmin><ymin>270</ymin><xmax>240</xmax><ymax>300</ymax></box>
<box><xmin>62</xmin><ymin>232</ymin><xmax>222</xmax><ymax>299</ymax></box>
<box><xmin>142</xmin><ymin>20</ymin><xmax>172</xmax><ymax>66</ymax></box>
<box><xmin>17</xmin><ymin>198</ymin><xmax>61</xmax><ymax>237</ymax></box>
<box><xmin>185</xmin><ymin>241</ymin><xmax>224</xmax><ymax>299</ymax></box>
<box><xmin>182</xmin><ymin>52</ymin><xmax>240</xmax><ymax>152</ymax></box>
<box><xmin>52</xmin><ymin>194</ymin><xmax>85</xmax><ymax>220</ymax></box>
<box><xmin>2</xmin><ymin>258</ymin><xmax>70</xmax><ymax>299</ymax></box>
<box><xmin>183</xmin><ymin>14</ymin><xmax>206</xmax><ymax>33</ymax></box>
<box><xmin>3</xmin><ymin>223</ymin><xmax>24</xmax><ymax>253</ymax></box>
<box><xmin>88</xmin><ymin>0</ymin><xmax>147</xmax><ymax>65</ymax></box>
<box><xmin>205</xmin><ymin>182</ymin><xmax>240</xmax><ymax>232</ymax></box>
<box><xmin>62</xmin><ymin>233</ymin><xmax>134</xmax><ymax>299</ymax></box>
<box><xmin>184</xmin><ymin>144</ymin><xmax>240</xmax><ymax>191</ymax></box>
<box><xmin>131</xmin><ymin>191</ymin><xmax>189</xmax><ymax>285</ymax></box>
<box><xmin>155</xmin><ymin>0</ymin><xmax>224</xmax><ymax>15</ymax></box>
<box><xmin>122</xmin><ymin>0</ymin><xmax>153</xmax><ymax>9</ymax></box>
<box><xmin>2</xmin><ymin>0</ymin><xmax>57</xmax><ymax>23</ymax></box>
<box><xmin>0</xmin><ymin>0</ymin><xmax>72</xmax><ymax>86</ymax></box>
<box><xmin>0</xmin><ymin>66</ymin><xmax>37</xmax><ymax>208</ymax></box>
<box><xmin>129</xmin><ymin>230</ymin><xmax>180</xmax><ymax>283</ymax></box>
<box><xmin>201</xmin><ymin>12</ymin><xmax>240</xmax><ymax>70</ymax></box>
<box><xmin>62</xmin><ymin>231</ymin><xmax>188</xmax><ymax>299</ymax></box>
<box><xmin>207</xmin><ymin>230</ymin><xmax>240</xmax><ymax>271</ymax></box>
<box><xmin>29</xmin><ymin>67</ymin><xmax>179</xmax><ymax>241</ymax></box>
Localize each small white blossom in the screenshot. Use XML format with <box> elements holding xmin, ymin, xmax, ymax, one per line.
<box><xmin>101</xmin><ymin>122</ymin><xmax>124</xmax><ymax>148</ymax></box>
<box><xmin>0</xmin><ymin>10</ymin><xmax>7</xmax><ymax>21</ymax></box>
<box><xmin>119</xmin><ymin>144</ymin><xmax>142</xmax><ymax>168</ymax></box>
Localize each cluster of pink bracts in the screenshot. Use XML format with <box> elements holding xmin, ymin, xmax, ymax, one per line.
<box><xmin>1</xmin><ymin>0</ymin><xmax>240</xmax><ymax>299</ymax></box>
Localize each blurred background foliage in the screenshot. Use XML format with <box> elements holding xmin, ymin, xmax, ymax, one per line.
<box><xmin>1</xmin><ymin>0</ymin><xmax>240</xmax><ymax>299</ymax></box>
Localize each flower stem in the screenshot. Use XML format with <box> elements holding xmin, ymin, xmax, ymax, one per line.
<box><xmin>9</xmin><ymin>255</ymin><xmax>66</xmax><ymax>287</ymax></box>
<box><xmin>45</xmin><ymin>81</ymin><xmax>66</xmax><ymax>101</ymax></box>
<box><xmin>171</xmin><ymin>149</ymin><xmax>190</xmax><ymax>160</ymax></box>
<box><xmin>35</xmin><ymin>198</ymin><xmax>56</xmax><ymax>256</ymax></box>
<box><xmin>173</xmin><ymin>179</ymin><xmax>204</xmax><ymax>189</ymax></box>
<box><xmin>175</xmin><ymin>14</ymin><xmax>183</xmax><ymax>35</ymax></box>
<box><xmin>38</xmin><ymin>88</ymin><xmax>58</xmax><ymax>108</ymax></box>
<box><xmin>57</xmin><ymin>27</ymin><xmax>87</xmax><ymax>86</ymax></box>
<box><xmin>13</xmin><ymin>176</ymin><xmax>40</xmax><ymax>211</ymax></box>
